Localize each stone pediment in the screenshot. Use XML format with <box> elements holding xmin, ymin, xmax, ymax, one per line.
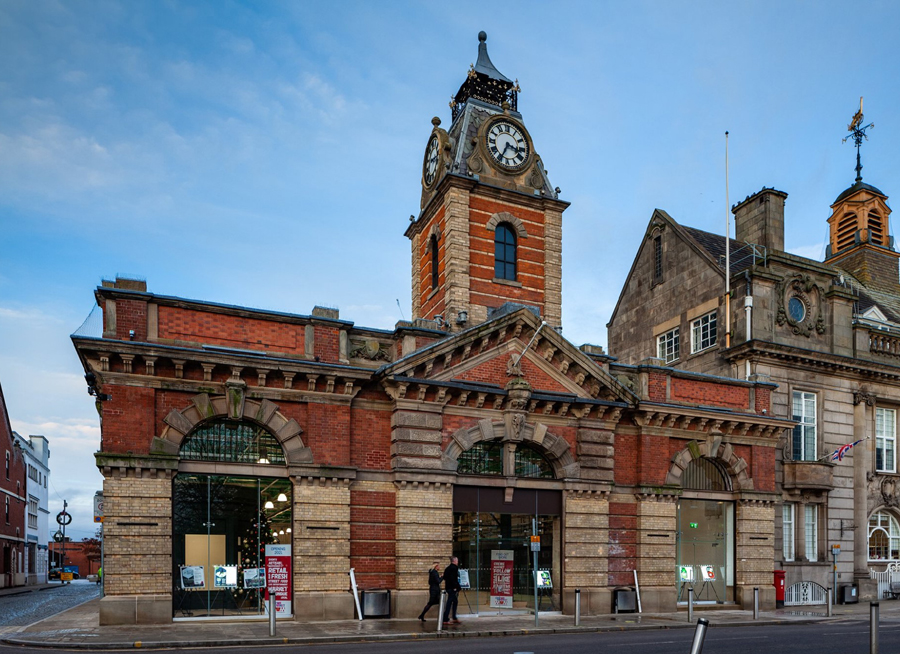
<box><xmin>378</xmin><ymin>308</ymin><xmax>636</xmax><ymax>410</ymax></box>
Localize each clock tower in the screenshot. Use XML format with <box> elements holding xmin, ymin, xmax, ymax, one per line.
<box><xmin>406</xmin><ymin>32</ymin><xmax>568</xmax><ymax>331</ymax></box>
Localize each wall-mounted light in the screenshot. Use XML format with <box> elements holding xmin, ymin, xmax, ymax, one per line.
<box><xmin>129</xmin><ymin>329</ymin><xmax>135</xmax><ymax>340</ymax></box>
<box><xmin>258</xmin><ymin>446</ymin><xmax>270</xmax><ymax>465</ymax></box>
<box><xmin>264</xmin><ymin>500</ymin><xmax>274</xmax><ymax>509</ymax></box>
<box><xmin>279</xmin><ymin>530</ymin><xmax>284</xmax><ymax>535</ymax></box>
<box><xmin>276</xmin><ymin>493</ymin><xmax>287</xmax><ymax>502</ymax></box>
<box><xmin>456</xmin><ymin>310</ymin><xmax>468</xmax><ymax>325</ymax></box>
<box><xmin>286</xmin><ymin>527</ymin><xmax>291</xmax><ymax>533</ymax></box>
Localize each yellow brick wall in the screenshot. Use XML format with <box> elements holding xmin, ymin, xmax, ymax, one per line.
<box><xmin>395</xmin><ymin>483</ymin><xmax>452</xmax><ymax>590</ymax></box>
<box><xmin>294</xmin><ymin>479</ymin><xmax>350</xmax><ymax>592</ymax></box>
<box><xmin>563</xmin><ymin>492</ymin><xmax>609</xmax><ymax>589</ymax></box>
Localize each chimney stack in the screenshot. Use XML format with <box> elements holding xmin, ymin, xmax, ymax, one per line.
<box><xmin>732</xmin><ymin>187</ymin><xmax>788</xmax><ymax>253</ymax></box>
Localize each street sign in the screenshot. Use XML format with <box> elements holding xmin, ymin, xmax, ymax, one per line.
<box><xmin>94</xmin><ymin>492</ymin><xmax>104</xmax><ymax>523</ymax></box>
<box><xmin>530</xmin><ymin>535</ymin><xmax>540</xmax><ymax>552</ymax></box>
<box><xmin>53</xmin><ymin>530</ymin><xmax>64</xmax><ymax>543</ymax></box>
<box><xmin>56</xmin><ymin>511</ymin><xmax>72</xmax><ymax>526</ymax></box>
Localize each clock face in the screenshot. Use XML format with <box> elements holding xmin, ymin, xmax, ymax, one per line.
<box><xmin>486</xmin><ymin>119</ymin><xmax>530</xmax><ymax>170</ymax></box>
<box><xmin>788</xmin><ymin>296</ymin><xmax>806</xmax><ymax>322</ymax></box>
<box><xmin>423</xmin><ymin>135</ymin><xmax>440</xmax><ymax>186</ymax></box>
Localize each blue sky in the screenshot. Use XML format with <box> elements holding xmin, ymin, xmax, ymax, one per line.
<box><xmin>2</xmin><ymin>0</ymin><xmax>899</xmax><ymax>537</ymax></box>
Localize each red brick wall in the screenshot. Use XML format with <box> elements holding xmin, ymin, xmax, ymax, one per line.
<box><xmin>456</xmin><ymin>355</ymin><xmax>570</xmax><ymax>394</ymax></box>
<box><xmin>313</xmin><ymin>325</ymin><xmax>339</xmax><ymax>361</ymax></box>
<box><xmin>751</xmin><ymin>445</ymin><xmax>775</xmax><ymax>492</ymax></box>
<box><xmin>101</xmin><ymin>386</ymin><xmax>156</xmax><ymax>454</ymax></box>
<box><xmin>420</xmin><ymin>207</ymin><xmax>446</xmax><ymax>320</ymax></box>
<box><xmin>614</xmin><ymin>433</ymin><xmax>638</xmax><ymax>486</ymax></box>
<box><xmin>305</xmin><ymin>403</ymin><xmax>349</xmax><ymax>466</ymax></box>
<box><xmin>350</xmin><ymin>490</ymin><xmax>396</xmax><ymax>589</ymax></box>
<box><xmin>608</xmin><ymin>500</ymin><xmax>637</xmax><ymax>586</ymax></box>
<box><xmin>350</xmin><ymin>407</ymin><xmax>392</xmax><ymax>470</ymax></box>
<box><xmin>115</xmin><ymin>299</ymin><xmax>148</xmax><ymax>341</ymax></box>
<box><xmin>670</xmin><ymin>377</ymin><xmax>750</xmax><ymax>411</ymax></box>
<box><xmin>158</xmin><ymin>306</ymin><xmax>304</xmax><ymax>355</ymax></box>
<box><xmin>647</xmin><ymin>371</ymin><xmax>667</xmax><ymax>402</ymax></box>
<box><xmin>638</xmin><ymin>433</ymin><xmax>671</xmax><ymax>485</ymax></box>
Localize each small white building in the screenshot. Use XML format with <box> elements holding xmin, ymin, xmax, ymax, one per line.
<box><xmin>13</xmin><ymin>432</ymin><xmax>50</xmax><ymax>585</ymax></box>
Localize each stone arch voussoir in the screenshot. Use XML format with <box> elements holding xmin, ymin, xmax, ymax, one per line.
<box><xmin>485</xmin><ymin>212</ymin><xmax>528</xmax><ymax>239</ymax></box>
<box><xmin>665</xmin><ymin>437</ymin><xmax>752</xmax><ymax>491</ymax></box>
<box><xmin>156</xmin><ymin>390</ymin><xmax>311</xmax><ymax>465</ymax></box>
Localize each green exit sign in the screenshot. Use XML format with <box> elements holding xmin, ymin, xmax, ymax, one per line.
<box><xmin>689</xmin><ymin>522</ymin><xmax>698</xmax><ymax>529</ymax></box>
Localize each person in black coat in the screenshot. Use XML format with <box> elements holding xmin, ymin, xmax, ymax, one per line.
<box><xmin>442</xmin><ymin>556</ymin><xmax>462</xmax><ymax>624</ymax></box>
<box><xmin>416</xmin><ymin>562</ymin><xmax>443</xmax><ymax>622</ymax></box>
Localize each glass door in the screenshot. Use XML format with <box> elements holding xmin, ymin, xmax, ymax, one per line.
<box><xmin>676</xmin><ymin>499</ymin><xmax>733</xmax><ymax>603</ymax></box>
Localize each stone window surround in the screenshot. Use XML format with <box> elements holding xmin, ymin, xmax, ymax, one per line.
<box><xmin>790</xmin><ymin>387</ymin><xmax>819</xmax><ymax>462</ymax></box>
<box><xmin>690</xmin><ymin>311</ymin><xmax>718</xmax><ymax>354</ymax></box>
<box><xmin>868</xmin><ymin>509</ymin><xmax>900</xmax><ymax>562</ymax></box>
<box><xmin>657</xmin><ymin>326</ymin><xmax>680</xmax><ymax>364</ymax></box>
<box><xmin>876</xmin><ymin>406</ymin><xmax>897</xmax><ymax>474</ymax></box>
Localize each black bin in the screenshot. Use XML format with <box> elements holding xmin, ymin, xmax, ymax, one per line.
<box><xmin>361</xmin><ymin>589</ymin><xmax>391</xmax><ymax>618</ymax></box>
<box><xmin>613</xmin><ymin>587</ymin><xmax>637</xmax><ymax>613</ymax></box>
<box><xmin>840</xmin><ymin>584</ymin><xmax>858</xmax><ymax>604</ymax></box>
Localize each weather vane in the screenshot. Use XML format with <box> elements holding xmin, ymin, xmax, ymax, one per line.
<box><xmin>842</xmin><ymin>96</ymin><xmax>874</xmax><ymax>183</ymax></box>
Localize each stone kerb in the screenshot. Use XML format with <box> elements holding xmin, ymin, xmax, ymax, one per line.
<box><xmin>157</xmin><ymin>391</ymin><xmax>312</xmax><ymax>464</ymax></box>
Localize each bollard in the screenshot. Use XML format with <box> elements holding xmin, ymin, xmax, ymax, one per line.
<box><xmin>827</xmin><ymin>589</ymin><xmax>832</xmax><ymax>617</ymax></box>
<box><xmin>753</xmin><ymin>587</ymin><xmax>759</xmax><ymax>620</ymax></box>
<box><xmin>268</xmin><ymin>593</ymin><xmax>277</xmax><ymax>637</ymax></box>
<box><xmin>689</xmin><ymin>618</ymin><xmax>710</xmax><ymax>654</ymax></box>
<box><xmin>437</xmin><ymin>591</ymin><xmax>446</xmax><ymax>632</ymax></box>
<box><xmin>870</xmin><ymin>601</ymin><xmax>879</xmax><ymax>654</ymax></box>
<box><xmin>687</xmin><ymin>585</ymin><xmax>693</xmax><ymax>623</ymax></box>
<box><xmin>575</xmin><ymin>588</ymin><xmax>581</xmax><ymax>626</ymax></box>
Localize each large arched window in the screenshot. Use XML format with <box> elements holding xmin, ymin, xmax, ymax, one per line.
<box><xmin>457</xmin><ymin>440</ymin><xmax>554</xmax><ymax>479</ymax></box>
<box><xmin>682</xmin><ymin>457</ymin><xmax>730</xmax><ymax>491</ymax></box>
<box><xmin>430</xmin><ymin>234</ymin><xmax>439</xmax><ymax>290</ymax></box>
<box><xmin>494</xmin><ymin>223</ymin><xmax>517</xmax><ymax>281</ymax></box>
<box><xmin>869</xmin><ymin>511</ymin><xmax>900</xmax><ymax>561</ymax></box>
<box><xmin>179</xmin><ymin>419</ymin><xmax>286</xmax><ymax>465</ymax></box>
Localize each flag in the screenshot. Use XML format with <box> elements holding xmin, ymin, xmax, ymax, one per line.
<box><xmin>831</xmin><ymin>439</ymin><xmax>864</xmax><ymax>462</ymax></box>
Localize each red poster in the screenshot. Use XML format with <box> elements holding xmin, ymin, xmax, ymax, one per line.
<box><xmin>490</xmin><ymin>550</ymin><xmax>514</xmax><ymax>608</ymax></box>
<box><xmin>265</xmin><ymin>544</ymin><xmax>292</xmax><ymax>617</ymax></box>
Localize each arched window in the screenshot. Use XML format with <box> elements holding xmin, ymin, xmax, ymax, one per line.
<box><xmin>457</xmin><ymin>440</ymin><xmax>554</xmax><ymax>479</ymax></box>
<box><xmin>494</xmin><ymin>223</ymin><xmax>517</xmax><ymax>281</ymax></box>
<box><xmin>869</xmin><ymin>511</ymin><xmax>900</xmax><ymax>561</ymax></box>
<box><xmin>682</xmin><ymin>457</ymin><xmax>730</xmax><ymax>491</ymax></box>
<box><xmin>179</xmin><ymin>419</ymin><xmax>286</xmax><ymax>465</ymax></box>
<box><xmin>430</xmin><ymin>234</ymin><xmax>439</xmax><ymax>290</ymax></box>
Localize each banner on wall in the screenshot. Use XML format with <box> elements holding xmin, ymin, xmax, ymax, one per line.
<box><xmin>265</xmin><ymin>544</ymin><xmax>292</xmax><ymax>617</ymax></box>
<box><xmin>490</xmin><ymin>550</ymin><xmax>514</xmax><ymax>608</ymax></box>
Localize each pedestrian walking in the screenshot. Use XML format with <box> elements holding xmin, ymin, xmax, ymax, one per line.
<box><xmin>442</xmin><ymin>556</ymin><xmax>461</xmax><ymax>625</ymax></box>
<box><xmin>97</xmin><ymin>567</ymin><xmax>102</xmax><ymax>585</ymax></box>
<box><xmin>416</xmin><ymin>562</ymin><xmax>443</xmax><ymax>622</ymax></box>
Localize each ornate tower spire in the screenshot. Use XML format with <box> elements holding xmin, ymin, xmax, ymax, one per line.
<box><xmin>450</xmin><ymin>32</ymin><xmax>520</xmax><ymax>122</ymax></box>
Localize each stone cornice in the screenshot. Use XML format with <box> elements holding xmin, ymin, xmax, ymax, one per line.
<box><xmin>632</xmin><ymin>403</ymin><xmax>793</xmax><ymax>442</ymax></box>
<box><xmin>723</xmin><ymin>339</ymin><xmax>900</xmax><ymax>381</ymax></box>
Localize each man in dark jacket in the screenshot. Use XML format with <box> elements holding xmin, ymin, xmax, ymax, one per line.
<box><xmin>442</xmin><ymin>556</ymin><xmax>462</xmax><ymax>625</ymax></box>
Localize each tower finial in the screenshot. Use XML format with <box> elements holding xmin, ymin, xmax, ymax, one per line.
<box><xmin>842</xmin><ymin>96</ymin><xmax>875</xmax><ymax>183</ymax></box>
<box><xmin>478</xmin><ymin>31</ymin><xmax>487</xmax><ymax>42</ymax></box>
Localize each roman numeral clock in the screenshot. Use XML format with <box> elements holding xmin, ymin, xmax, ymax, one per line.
<box><xmin>484</xmin><ymin>118</ymin><xmax>532</xmax><ymax>171</ymax></box>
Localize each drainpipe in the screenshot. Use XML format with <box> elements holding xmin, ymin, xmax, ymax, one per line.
<box><xmin>744</xmin><ymin>272</ymin><xmax>753</xmax><ymax>380</ymax></box>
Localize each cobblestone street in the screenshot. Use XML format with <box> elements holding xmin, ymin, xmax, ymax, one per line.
<box><xmin>0</xmin><ymin>581</ymin><xmax>100</xmax><ymax>629</ymax></box>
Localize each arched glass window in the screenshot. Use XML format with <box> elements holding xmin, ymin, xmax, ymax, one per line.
<box><xmin>494</xmin><ymin>223</ymin><xmax>517</xmax><ymax>281</ymax></box>
<box><xmin>869</xmin><ymin>511</ymin><xmax>900</xmax><ymax>561</ymax></box>
<box><xmin>430</xmin><ymin>234</ymin><xmax>439</xmax><ymax>290</ymax></box>
<box><xmin>180</xmin><ymin>420</ymin><xmax>286</xmax><ymax>465</ymax></box>
<box><xmin>457</xmin><ymin>440</ymin><xmax>554</xmax><ymax>479</ymax></box>
<box><xmin>682</xmin><ymin>457</ymin><xmax>729</xmax><ymax>491</ymax></box>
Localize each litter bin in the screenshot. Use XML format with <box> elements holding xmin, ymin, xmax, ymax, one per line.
<box><xmin>773</xmin><ymin>570</ymin><xmax>786</xmax><ymax>608</ymax></box>
<box><xmin>613</xmin><ymin>587</ymin><xmax>637</xmax><ymax>613</ymax></box>
<box><xmin>840</xmin><ymin>584</ymin><xmax>858</xmax><ymax>605</ymax></box>
<box><xmin>361</xmin><ymin>589</ymin><xmax>391</xmax><ymax>618</ymax></box>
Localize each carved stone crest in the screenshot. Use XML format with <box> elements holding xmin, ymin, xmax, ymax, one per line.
<box><xmin>776</xmin><ymin>273</ymin><xmax>826</xmax><ymax>337</ymax></box>
<box><xmin>349</xmin><ymin>339</ymin><xmax>391</xmax><ymax>362</ymax></box>
<box><xmin>882</xmin><ymin>477</ymin><xmax>900</xmax><ymax>508</ymax></box>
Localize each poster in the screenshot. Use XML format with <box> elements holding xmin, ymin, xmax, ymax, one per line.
<box><xmin>535</xmin><ymin>570</ymin><xmax>552</xmax><ymax>589</ymax></box>
<box><xmin>459</xmin><ymin>569</ymin><xmax>470</xmax><ymax>590</ymax></box>
<box><xmin>180</xmin><ymin>565</ymin><xmax>206</xmax><ymax>589</ymax></box>
<box><xmin>243</xmin><ymin>567</ymin><xmax>266</xmax><ymax>589</ymax></box>
<box><xmin>700</xmin><ymin>565</ymin><xmax>716</xmax><ymax>581</ymax></box>
<box><xmin>265</xmin><ymin>544</ymin><xmax>292</xmax><ymax>617</ymax></box>
<box><xmin>490</xmin><ymin>550</ymin><xmax>514</xmax><ymax>608</ymax></box>
<box><xmin>678</xmin><ymin>565</ymin><xmax>694</xmax><ymax>582</ymax></box>
<box><xmin>214</xmin><ymin>565</ymin><xmax>238</xmax><ymax>588</ymax></box>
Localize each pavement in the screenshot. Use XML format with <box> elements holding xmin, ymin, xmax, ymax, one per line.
<box><xmin>3</xmin><ymin>587</ymin><xmax>900</xmax><ymax>650</ymax></box>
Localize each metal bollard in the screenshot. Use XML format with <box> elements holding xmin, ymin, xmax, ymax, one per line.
<box><xmin>437</xmin><ymin>591</ymin><xmax>446</xmax><ymax>632</ymax></box>
<box><xmin>753</xmin><ymin>587</ymin><xmax>759</xmax><ymax>620</ymax></box>
<box><xmin>687</xmin><ymin>585</ymin><xmax>693</xmax><ymax>623</ymax></box>
<box><xmin>689</xmin><ymin>618</ymin><xmax>710</xmax><ymax>654</ymax></box>
<box><xmin>827</xmin><ymin>589</ymin><xmax>832</xmax><ymax>617</ymax></box>
<box><xmin>871</xmin><ymin>601</ymin><xmax>879</xmax><ymax>654</ymax></box>
<box><xmin>268</xmin><ymin>593</ymin><xmax>277</xmax><ymax>637</ymax></box>
<box><xmin>575</xmin><ymin>588</ymin><xmax>581</xmax><ymax>626</ymax></box>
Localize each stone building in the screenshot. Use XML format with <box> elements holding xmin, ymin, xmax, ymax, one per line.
<box><xmin>607</xmin><ymin>119</ymin><xmax>900</xmax><ymax>604</ymax></box>
<box><xmin>12</xmin><ymin>431</ymin><xmax>51</xmax><ymax>585</ymax></box>
<box><xmin>0</xmin><ymin>382</ymin><xmax>27</xmax><ymax>589</ymax></box>
<box><xmin>72</xmin><ymin>33</ymin><xmax>791</xmax><ymax>626</ymax></box>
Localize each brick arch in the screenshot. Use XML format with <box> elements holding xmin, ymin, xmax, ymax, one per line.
<box><xmin>665</xmin><ymin>435</ymin><xmax>752</xmax><ymax>490</ymax></box>
<box><xmin>157</xmin><ymin>390</ymin><xmax>312</xmax><ymax>465</ymax></box>
<box><xmin>485</xmin><ymin>212</ymin><xmax>529</xmax><ymax>239</ymax></box>
<box><xmin>442</xmin><ymin>419</ymin><xmax>578</xmax><ymax>479</ymax></box>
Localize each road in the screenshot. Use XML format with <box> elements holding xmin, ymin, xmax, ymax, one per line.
<box><xmin>0</xmin><ymin>580</ymin><xmax>99</xmax><ymax>628</ymax></box>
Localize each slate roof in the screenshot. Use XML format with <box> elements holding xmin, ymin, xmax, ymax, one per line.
<box><xmin>681</xmin><ymin>225</ymin><xmax>763</xmax><ymax>274</ymax></box>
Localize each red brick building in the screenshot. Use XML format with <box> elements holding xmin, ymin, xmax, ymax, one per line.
<box><xmin>72</xmin><ymin>33</ymin><xmax>792</xmax><ymax>625</ymax></box>
<box><xmin>1</xmin><ymin>382</ymin><xmax>27</xmax><ymax>589</ymax></box>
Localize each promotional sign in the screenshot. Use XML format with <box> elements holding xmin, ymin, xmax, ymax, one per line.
<box><xmin>490</xmin><ymin>550</ymin><xmax>514</xmax><ymax>608</ymax></box>
<box><xmin>530</xmin><ymin>535</ymin><xmax>541</xmax><ymax>552</ymax></box>
<box><xmin>214</xmin><ymin>565</ymin><xmax>238</xmax><ymax>588</ymax></box>
<box><xmin>458</xmin><ymin>569</ymin><xmax>470</xmax><ymax>590</ymax></box>
<box><xmin>678</xmin><ymin>565</ymin><xmax>694</xmax><ymax>582</ymax></box>
<box><xmin>243</xmin><ymin>567</ymin><xmax>266</xmax><ymax>589</ymax></box>
<box><xmin>700</xmin><ymin>565</ymin><xmax>716</xmax><ymax>581</ymax></box>
<box><xmin>93</xmin><ymin>492</ymin><xmax>104</xmax><ymax>524</ymax></box>
<box><xmin>265</xmin><ymin>544</ymin><xmax>292</xmax><ymax>617</ymax></box>
<box><xmin>535</xmin><ymin>570</ymin><xmax>552</xmax><ymax>589</ymax></box>
<box><xmin>180</xmin><ymin>565</ymin><xmax>205</xmax><ymax>589</ymax></box>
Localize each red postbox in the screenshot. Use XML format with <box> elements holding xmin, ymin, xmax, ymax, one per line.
<box><xmin>774</xmin><ymin>570</ymin><xmax>786</xmax><ymax>607</ymax></box>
